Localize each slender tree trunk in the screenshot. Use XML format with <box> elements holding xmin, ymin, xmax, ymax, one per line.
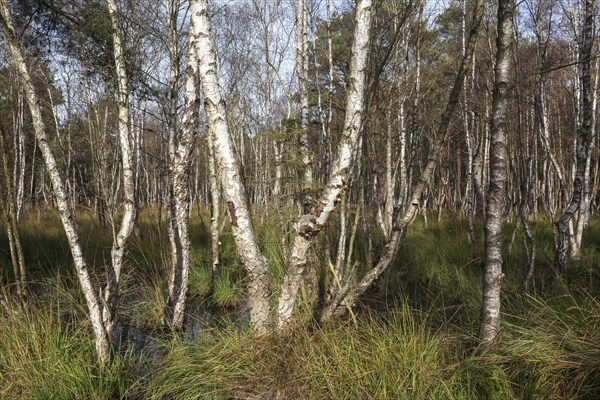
<box><xmin>192</xmin><ymin>0</ymin><xmax>272</xmax><ymax>332</ymax></box>
<box><xmin>164</xmin><ymin>2</ymin><xmax>200</xmax><ymax>329</ymax></box>
<box><xmin>277</xmin><ymin>0</ymin><xmax>373</xmax><ymax>328</ymax></box>
<box><xmin>463</xmin><ymin>0</ymin><xmax>476</xmax><ymax>243</ymax></box>
<box><xmin>296</xmin><ymin>0</ymin><xmax>312</xmax><ymax>201</ymax></box>
<box><xmin>0</xmin><ymin>0</ymin><xmax>111</xmax><ymax>363</ymax></box>
<box><xmin>555</xmin><ymin>0</ymin><xmax>594</xmax><ymax>274</ymax></box>
<box><xmin>572</xmin><ymin>58</ymin><xmax>598</xmax><ymax>258</ymax></box>
<box><xmin>0</xmin><ymin>126</ymin><xmax>26</xmax><ymax>306</ymax></box>
<box><xmin>207</xmin><ymin>129</ymin><xmax>221</xmax><ymax>288</ymax></box>
<box><xmin>164</xmin><ymin>0</ymin><xmax>181</xmax><ymax>329</ymax></box>
<box><xmin>322</xmin><ymin>0</ymin><xmax>485</xmax><ymax>320</ymax></box>
<box><xmin>104</xmin><ymin>0</ymin><xmax>138</xmax><ymax>338</ymax></box>
<box><xmin>478</xmin><ymin>0</ymin><xmax>513</xmax><ymax>347</ymax></box>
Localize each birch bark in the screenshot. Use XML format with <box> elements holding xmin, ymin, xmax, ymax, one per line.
<box><xmin>164</xmin><ymin>3</ymin><xmax>200</xmax><ymax>328</ymax></box>
<box><xmin>572</xmin><ymin>58</ymin><xmax>598</xmax><ymax>258</ymax></box>
<box><xmin>0</xmin><ymin>0</ymin><xmax>110</xmax><ymax>362</ymax></box>
<box><xmin>104</xmin><ymin>0</ymin><xmax>138</xmax><ymax>338</ymax></box>
<box><xmin>0</xmin><ymin>125</ymin><xmax>26</xmax><ymax>305</ymax></box>
<box><xmin>191</xmin><ymin>0</ymin><xmax>272</xmax><ymax>332</ymax></box>
<box><xmin>322</xmin><ymin>0</ymin><xmax>485</xmax><ymax>320</ymax></box>
<box><xmin>478</xmin><ymin>0</ymin><xmax>513</xmax><ymax>347</ymax></box>
<box><xmin>277</xmin><ymin>0</ymin><xmax>373</xmax><ymax>327</ymax></box>
<box><xmin>555</xmin><ymin>0</ymin><xmax>594</xmax><ymax>274</ymax></box>
<box><xmin>295</xmin><ymin>0</ymin><xmax>312</xmax><ymax>196</ymax></box>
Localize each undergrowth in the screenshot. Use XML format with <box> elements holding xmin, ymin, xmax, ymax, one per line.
<box><xmin>1</xmin><ymin>209</ymin><xmax>600</xmax><ymax>398</ymax></box>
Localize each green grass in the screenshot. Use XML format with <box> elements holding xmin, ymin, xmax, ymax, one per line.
<box><xmin>0</xmin><ymin>280</ymin><xmax>137</xmax><ymax>399</ymax></box>
<box><xmin>146</xmin><ymin>304</ymin><xmax>467</xmax><ymax>399</ymax></box>
<box><xmin>212</xmin><ymin>268</ymin><xmax>243</xmax><ymax>308</ymax></box>
<box><xmin>2</xmin><ymin>208</ymin><xmax>600</xmax><ymax>398</ymax></box>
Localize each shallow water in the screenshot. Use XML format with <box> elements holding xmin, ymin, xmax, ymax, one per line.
<box><xmin>113</xmin><ymin>299</ymin><xmax>250</xmax><ymax>359</ymax></box>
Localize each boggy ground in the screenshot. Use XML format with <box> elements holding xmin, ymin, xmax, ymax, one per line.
<box><xmin>1</xmin><ymin>207</ymin><xmax>600</xmax><ymax>399</ymax></box>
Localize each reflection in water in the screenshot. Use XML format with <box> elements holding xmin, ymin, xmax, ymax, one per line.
<box><xmin>113</xmin><ymin>299</ymin><xmax>250</xmax><ymax>359</ymax></box>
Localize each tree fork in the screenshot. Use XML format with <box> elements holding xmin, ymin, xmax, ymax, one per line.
<box><xmin>322</xmin><ymin>0</ymin><xmax>485</xmax><ymax>320</ymax></box>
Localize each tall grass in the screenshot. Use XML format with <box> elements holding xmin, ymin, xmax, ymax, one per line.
<box><xmin>2</xmin><ymin>208</ymin><xmax>600</xmax><ymax>398</ymax></box>
<box><xmin>0</xmin><ymin>280</ymin><xmax>136</xmax><ymax>399</ymax></box>
<box><xmin>147</xmin><ymin>304</ymin><xmax>468</xmax><ymax>399</ymax></box>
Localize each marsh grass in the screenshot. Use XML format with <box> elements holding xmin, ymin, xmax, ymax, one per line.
<box><xmin>0</xmin><ymin>279</ymin><xmax>136</xmax><ymax>399</ymax></box>
<box><xmin>147</xmin><ymin>304</ymin><xmax>468</xmax><ymax>399</ymax></box>
<box><xmin>2</xmin><ymin>208</ymin><xmax>600</xmax><ymax>398</ymax></box>
<box><xmin>212</xmin><ymin>267</ymin><xmax>243</xmax><ymax>307</ymax></box>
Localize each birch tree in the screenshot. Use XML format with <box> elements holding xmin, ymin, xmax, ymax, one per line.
<box><xmin>164</xmin><ymin>0</ymin><xmax>200</xmax><ymax>329</ymax></box>
<box><xmin>478</xmin><ymin>0</ymin><xmax>514</xmax><ymax>347</ymax></box>
<box><xmin>104</xmin><ymin>0</ymin><xmax>138</xmax><ymax>338</ymax></box>
<box><xmin>276</xmin><ymin>0</ymin><xmax>373</xmax><ymax>327</ymax></box>
<box><xmin>192</xmin><ymin>0</ymin><xmax>273</xmax><ymax>331</ymax></box>
<box><xmin>0</xmin><ymin>0</ymin><xmax>111</xmax><ymax>363</ymax></box>
<box><xmin>321</xmin><ymin>0</ymin><xmax>485</xmax><ymax>320</ymax></box>
<box><xmin>295</xmin><ymin>0</ymin><xmax>312</xmax><ymax>199</ymax></box>
<box><xmin>0</xmin><ymin>124</ymin><xmax>26</xmax><ymax>306</ymax></box>
<box><xmin>555</xmin><ymin>0</ymin><xmax>594</xmax><ymax>273</ymax></box>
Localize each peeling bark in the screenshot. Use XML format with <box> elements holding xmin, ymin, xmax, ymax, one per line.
<box><xmin>164</xmin><ymin>2</ymin><xmax>200</xmax><ymax>329</ymax></box>
<box><xmin>276</xmin><ymin>0</ymin><xmax>373</xmax><ymax>328</ymax></box>
<box><xmin>295</xmin><ymin>0</ymin><xmax>312</xmax><ymax>196</ymax></box>
<box><xmin>191</xmin><ymin>0</ymin><xmax>272</xmax><ymax>332</ymax></box>
<box><xmin>104</xmin><ymin>0</ymin><xmax>138</xmax><ymax>338</ymax></box>
<box><xmin>322</xmin><ymin>0</ymin><xmax>485</xmax><ymax>320</ymax></box>
<box><xmin>555</xmin><ymin>0</ymin><xmax>594</xmax><ymax>274</ymax></box>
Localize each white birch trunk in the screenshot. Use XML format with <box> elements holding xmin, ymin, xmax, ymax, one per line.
<box><xmin>478</xmin><ymin>0</ymin><xmax>513</xmax><ymax>347</ymax></box>
<box><xmin>0</xmin><ymin>0</ymin><xmax>111</xmax><ymax>363</ymax></box>
<box><xmin>191</xmin><ymin>0</ymin><xmax>272</xmax><ymax>332</ymax></box>
<box><xmin>104</xmin><ymin>0</ymin><xmax>138</xmax><ymax>338</ymax></box>
<box><xmin>572</xmin><ymin>58</ymin><xmax>598</xmax><ymax>259</ymax></box>
<box><xmin>207</xmin><ymin>128</ymin><xmax>221</xmax><ymax>286</ymax></box>
<box><xmin>555</xmin><ymin>0</ymin><xmax>594</xmax><ymax>273</ymax></box>
<box><xmin>322</xmin><ymin>0</ymin><xmax>485</xmax><ymax>320</ymax></box>
<box><xmin>164</xmin><ymin>3</ymin><xmax>200</xmax><ymax>329</ymax></box>
<box><xmin>296</xmin><ymin>0</ymin><xmax>312</xmax><ymax>194</ymax></box>
<box><xmin>0</xmin><ymin>127</ymin><xmax>26</xmax><ymax>305</ymax></box>
<box><xmin>277</xmin><ymin>0</ymin><xmax>373</xmax><ymax>327</ymax></box>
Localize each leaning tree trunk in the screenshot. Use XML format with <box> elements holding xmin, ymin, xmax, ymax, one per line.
<box><xmin>322</xmin><ymin>0</ymin><xmax>485</xmax><ymax>320</ymax></box>
<box><xmin>104</xmin><ymin>0</ymin><xmax>138</xmax><ymax>338</ymax></box>
<box><xmin>478</xmin><ymin>0</ymin><xmax>513</xmax><ymax>347</ymax></box>
<box><xmin>164</xmin><ymin>4</ymin><xmax>200</xmax><ymax>329</ymax></box>
<box><xmin>555</xmin><ymin>0</ymin><xmax>594</xmax><ymax>274</ymax></box>
<box><xmin>0</xmin><ymin>0</ymin><xmax>110</xmax><ymax>363</ymax></box>
<box><xmin>191</xmin><ymin>0</ymin><xmax>272</xmax><ymax>333</ymax></box>
<box><xmin>277</xmin><ymin>0</ymin><xmax>373</xmax><ymax>328</ymax></box>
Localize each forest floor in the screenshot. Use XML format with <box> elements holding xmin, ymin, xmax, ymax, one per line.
<box><xmin>1</xmin><ymin>208</ymin><xmax>600</xmax><ymax>399</ymax></box>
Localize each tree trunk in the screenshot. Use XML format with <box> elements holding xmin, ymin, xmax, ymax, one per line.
<box><xmin>572</xmin><ymin>58</ymin><xmax>598</xmax><ymax>259</ymax></box>
<box><xmin>0</xmin><ymin>0</ymin><xmax>111</xmax><ymax>363</ymax></box>
<box><xmin>164</xmin><ymin>1</ymin><xmax>200</xmax><ymax>329</ymax></box>
<box><xmin>555</xmin><ymin>0</ymin><xmax>594</xmax><ymax>274</ymax></box>
<box><xmin>478</xmin><ymin>0</ymin><xmax>513</xmax><ymax>347</ymax></box>
<box><xmin>296</xmin><ymin>0</ymin><xmax>312</xmax><ymax>202</ymax></box>
<box><xmin>0</xmin><ymin>125</ymin><xmax>26</xmax><ymax>306</ymax></box>
<box><xmin>322</xmin><ymin>0</ymin><xmax>485</xmax><ymax>320</ymax></box>
<box><xmin>192</xmin><ymin>0</ymin><xmax>272</xmax><ymax>332</ymax></box>
<box><xmin>277</xmin><ymin>0</ymin><xmax>373</xmax><ymax>328</ymax></box>
<box><xmin>104</xmin><ymin>0</ymin><xmax>138</xmax><ymax>338</ymax></box>
<box><xmin>207</xmin><ymin>123</ymin><xmax>221</xmax><ymax>289</ymax></box>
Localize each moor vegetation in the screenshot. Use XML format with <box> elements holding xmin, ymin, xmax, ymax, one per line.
<box><xmin>0</xmin><ymin>0</ymin><xmax>599</xmax><ymax>398</ymax></box>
